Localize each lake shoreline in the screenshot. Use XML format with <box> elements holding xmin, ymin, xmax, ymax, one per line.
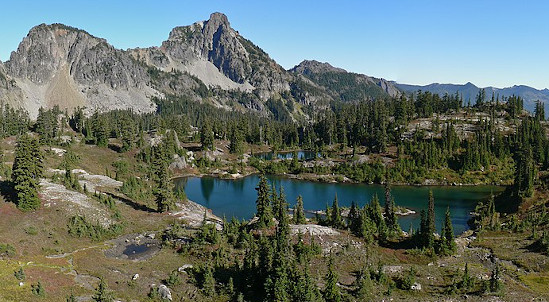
<box><xmin>175</xmin><ymin>174</ymin><xmax>503</xmax><ymax>236</ymax></box>
<box><xmin>172</xmin><ymin>170</ymin><xmax>506</xmax><ymax>188</ymax></box>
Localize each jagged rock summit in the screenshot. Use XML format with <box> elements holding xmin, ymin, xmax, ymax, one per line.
<box><xmin>2</xmin><ymin>12</ymin><xmax>401</xmax><ymax>120</ymax></box>
<box><xmin>131</xmin><ymin>12</ymin><xmax>293</xmax><ymax>100</ymax></box>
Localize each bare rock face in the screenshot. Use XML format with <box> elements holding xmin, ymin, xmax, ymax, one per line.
<box><xmin>0</xmin><ymin>60</ymin><xmax>25</xmax><ymax>107</ymax></box>
<box><xmin>8</xmin><ymin>24</ymin><xmax>150</xmax><ymax>89</ymax></box>
<box><xmin>5</xmin><ymin>24</ymin><xmax>160</xmax><ymax>118</ymax></box>
<box><xmin>132</xmin><ymin>12</ymin><xmax>294</xmax><ymax>100</ymax></box>
<box><xmin>2</xmin><ymin>13</ymin><xmax>399</xmax><ymax>120</ymax></box>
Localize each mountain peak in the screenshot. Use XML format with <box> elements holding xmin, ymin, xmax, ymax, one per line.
<box><xmin>290</xmin><ymin>60</ymin><xmax>346</xmax><ymax>75</ymax></box>
<box><xmin>27</xmin><ymin>23</ymin><xmax>98</xmax><ymax>40</ymax></box>
<box><xmin>208</xmin><ymin>12</ymin><xmax>230</xmax><ymax>26</ymax></box>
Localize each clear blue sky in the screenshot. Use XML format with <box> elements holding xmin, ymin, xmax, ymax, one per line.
<box><xmin>1</xmin><ymin>0</ymin><xmax>548</xmax><ymax>89</ymax></box>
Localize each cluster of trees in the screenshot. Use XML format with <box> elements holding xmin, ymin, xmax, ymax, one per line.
<box><xmin>415</xmin><ymin>191</ymin><xmax>456</xmax><ymax>256</ymax></box>
<box><xmin>318</xmin><ymin>186</ymin><xmax>401</xmax><ymax>244</ymax></box>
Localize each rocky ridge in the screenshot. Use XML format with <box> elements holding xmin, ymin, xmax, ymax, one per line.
<box><xmin>290</xmin><ymin>60</ymin><xmax>401</xmax><ymax>99</ymax></box>
<box><xmin>4</xmin><ymin>24</ymin><xmax>164</xmax><ymax>118</ymax></box>
<box><xmin>2</xmin><ymin>13</ymin><xmax>401</xmax><ymax>120</ymax></box>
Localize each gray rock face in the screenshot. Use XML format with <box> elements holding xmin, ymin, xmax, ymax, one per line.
<box><xmin>133</xmin><ymin>12</ymin><xmax>294</xmax><ymax>99</ymax></box>
<box><xmin>168</xmin><ymin>12</ymin><xmax>251</xmax><ymax>84</ymax></box>
<box><xmin>8</xmin><ymin>24</ymin><xmax>149</xmax><ymax>89</ymax></box>
<box><xmin>2</xmin><ymin>13</ymin><xmax>401</xmax><ymax>120</ymax></box>
<box><xmin>5</xmin><ymin>24</ymin><xmax>160</xmax><ymax>117</ymax></box>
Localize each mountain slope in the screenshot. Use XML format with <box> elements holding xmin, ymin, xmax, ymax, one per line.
<box><xmin>130</xmin><ymin>12</ymin><xmax>295</xmax><ymax>101</ymax></box>
<box><xmin>396</xmin><ymin>82</ymin><xmax>549</xmax><ymax>112</ymax></box>
<box><xmin>5</xmin><ymin>24</ymin><xmax>163</xmax><ymax>118</ymax></box>
<box><xmin>1</xmin><ymin>13</ymin><xmax>407</xmax><ymax>120</ymax></box>
<box><xmin>290</xmin><ymin>60</ymin><xmax>400</xmax><ymax>102</ymax></box>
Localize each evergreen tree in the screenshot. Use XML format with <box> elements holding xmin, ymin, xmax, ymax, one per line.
<box><xmin>31</xmin><ymin>281</ymin><xmax>45</xmax><ymax>297</ymax></box>
<box><xmin>92</xmin><ymin>278</ymin><xmax>114</xmax><ymax>302</ymax></box>
<box><xmin>66</xmin><ymin>293</ymin><xmax>77</xmax><ymax>302</ymax></box>
<box><xmin>330</xmin><ymin>193</ymin><xmax>344</xmax><ymax>229</ymax></box>
<box><xmin>461</xmin><ymin>263</ymin><xmax>474</xmax><ymax>291</ymax></box>
<box><xmin>419</xmin><ymin>190</ymin><xmax>435</xmax><ymax>249</ymax></box>
<box><xmin>323</xmin><ymin>256</ymin><xmax>341</xmax><ymax>302</ymax></box>
<box><xmin>92</xmin><ymin>113</ymin><xmax>109</xmax><ymax>147</ymax></box>
<box><xmin>12</xmin><ymin>134</ymin><xmax>42</xmax><ymax>211</ymax></box>
<box><xmin>535</xmin><ymin>100</ymin><xmax>545</xmax><ymax>121</ymax></box>
<box><xmin>202</xmin><ymin>265</ymin><xmax>216</xmax><ymax>297</ymax></box>
<box><xmin>229</xmin><ymin>124</ymin><xmax>245</xmax><ymax>155</ymax></box>
<box><xmin>427</xmin><ymin>190</ymin><xmax>436</xmax><ymax>246</ymax></box>
<box><xmin>152</xmin><ymin>145</ymin><xmax>175</xmax><ymax>212</ymax></box>
<box><xmin>200</xmin><ymin>120</ymin><xmax>214</xmax><ymax>151</ymax></box>
<box><xmin>348</xmin><ymin>200</ymin><xmax>360</xmax><ymax>234</ymax></box>
<box><xmin>255</xmin><ymin>175</ymin><xmax>273</xmax><ymax>228</ymax></box>
<box><xmin>293</xmin><ymin>195</ymin><xmax>306</xmax><ymax>224</ymax></box>
<box><xmin>293</xmin><ymin>265</ymin><xmax>321</xmax><ymax>302</ymax></box>
<box><xmin>489</xmin><ymin>263</ymin><xmax>502</xmax><ymax>293</ymax></box>
<box><xmin>384</xmin><ymin>183</ymin><xmax>400</xmax><ymax>236</ymax></box>
<box><xmin>355</xmin><ymin>268</ymin><xmax>373</xmax><ymax>300</ymax></box>
<box><xmin>440</xmin><ymin>207</ymin><xmax>456</xmax><ymax>255</ymax></box>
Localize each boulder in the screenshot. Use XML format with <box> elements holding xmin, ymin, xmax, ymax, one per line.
<box><xmin>178</xmin><ymin>264</ymin><xmax>193</xmax><ymax>272</ymax></box>
<box><xmin>158</xmin><ymin>284</ymin><xmax>172</xmax><ymax>301</ymax></box>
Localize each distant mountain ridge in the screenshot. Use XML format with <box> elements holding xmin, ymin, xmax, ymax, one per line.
<box><xmin>396</xmin><ymin>82</ymin><xmax>549</xmax><ymax>112</ymax></box>
<box><xmin>290</xmin><ymin>60</ymin><xmax>400</xmax><ymax>101</ymax></box>
<box><xmin>0</xmin><ymin>12</ymin><xmax>544</xmax><ymax>119</ymax></box>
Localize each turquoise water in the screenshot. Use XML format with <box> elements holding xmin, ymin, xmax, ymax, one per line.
<box><xmin>174</xmin><ymin>175</ymin><xmax>503</xmax><ymax>234</ymax></box>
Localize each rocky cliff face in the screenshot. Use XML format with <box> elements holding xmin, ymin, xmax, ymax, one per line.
<box><xmin>2</xmin><ymin>13</ymin><xmax>400</xmax><ymax>120</ymax></box>
<box><xmin>131</xmin><ymin>12</ymin><xmax>292</xmax><ymax>99</ymax></box>
<box><xmin>5</xmin><ymin>24</ymin><xmax>161</xmax><ymax>118</ymax></box>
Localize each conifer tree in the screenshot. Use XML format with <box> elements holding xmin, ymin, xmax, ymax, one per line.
<box><xmin>489</xmin><ymin>263</ymin><xmax>502</xmax><ymax>293</ymax></box>
<box><xmin>202</xmin><ymin>265</ymin><xmax>216</xmax><ymax>297</ymax></box>
<box><xmin>427</xmin><ymin>190</ymin><xmax>436</xmax><ymax>247</ymax></box>
<box><xmin>323</xmin><ymin>256</ymin><xmax>341</xmax><ymax>302</ymax></box>
<box><xmin>152</xmin><ymin>145</ymin><xmax>175</xmax><ymax>212</ymax></box>
<box><xmin>355</xmin><ymin>268</ymin><xmax>373</xmax><ymax>300</ymax></box>
<box><xmin>461</xmin><ymin>263</ymin><xmax>473</xmax><ymax>290</ymax></box>
<box><xmin>440</xmin><ymin>207</ymin><xmax>456</xmax><ymax>255</ymax></box>
<box><xmin>293</xmin><ymin>195</ymin><xmax>306</xmax><ymax>224</ymax></box>
<box><xmin>348</xmin><ymin>200</ymin><xmax>360</xmax><ymax>234</ymax></box>
<box><xmin>359</xmin><ymin>208</ymin><xmax>376</xmax><ymax>244</ymax></box>
<box><xmin>12</xmin><ymin>134</ymin><xmax>42</xmax><ymax>211</ymax></box>
<box><xmin>331</xmin><ymin>193</ymin><xmax>344</xmax><ymax>229</ymax></box>
<box><xmin>384</xmin><ymin>183</ymin><xmax>400</xmax><ymax>236</ymax></box>
<box><xmin>255</xmin><ymin>175</ymin><xmax>273</xmax><ymax>228</ymax></box>
<box><xmin>293</xmin><ymin>265</ymin><xmax>321</xmax><ymax>302</ymax></box>
<box><xmin>92</xmin><ymin>278</ymin><xmax>114</xmax><ymax>302</ymax></box>
<box><xmin>200</xmin><ymin>120</ymin><xmax>214</xmax><ymax>151</ymax></box>
<box><xmin>419</xmin><ymin>190</ymin><xmax>436</xmax><ymax>249</ymax></box>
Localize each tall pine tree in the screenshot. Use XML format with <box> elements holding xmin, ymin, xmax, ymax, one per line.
<box><xmin>12</xmin><ymin>134</ymin><xmax>43</xmax><ymax>211</ymax></box>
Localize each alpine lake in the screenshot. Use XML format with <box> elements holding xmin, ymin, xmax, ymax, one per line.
<box><xmin>174</xmin><ymin>174</ymin><xmax>503</xmax><ymax>235</ymax></box>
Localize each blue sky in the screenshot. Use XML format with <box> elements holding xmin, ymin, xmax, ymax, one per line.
<box><xmin>1</xmin><ymin>0</ymin><xmax>548</xmax><ymax>89</ymax></box>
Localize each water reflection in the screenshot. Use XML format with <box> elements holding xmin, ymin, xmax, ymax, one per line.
<box><xmin>175</xmin><ymin>175</ymin><xmax>503</xmax><ymax>235</ymax></box>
